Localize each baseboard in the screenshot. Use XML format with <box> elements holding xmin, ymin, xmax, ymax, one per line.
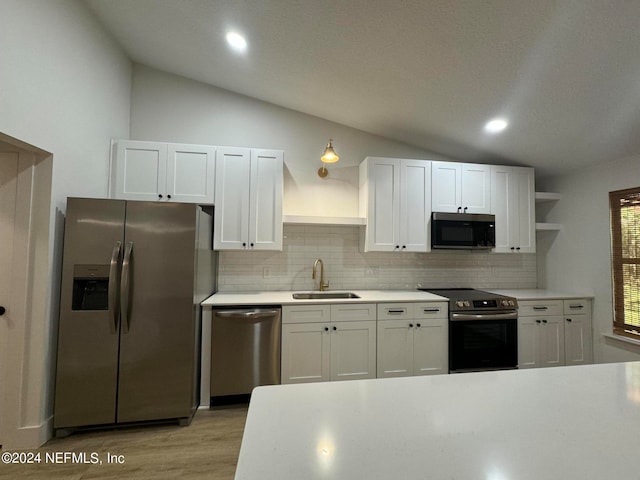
<box><xmin>2</xmin><ymin>415</ymin><xmax>53</xmax><ymax>450</ymax></box>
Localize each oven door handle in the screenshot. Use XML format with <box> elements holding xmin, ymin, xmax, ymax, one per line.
<box><xmin>450</xmin><ymin>311</ymin><xmax>518</xmax><ymax>321</ymax></box>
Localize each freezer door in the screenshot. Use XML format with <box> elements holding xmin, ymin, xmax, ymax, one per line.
<box><xmin>117</xmin><ymin>202</ymin><xmax>199</xmax><ymax>423</ymax></box>
<box><xmin>54</xmin><ymin>198</ymin><xmax>125</xmax><ymax>428</ymax></box>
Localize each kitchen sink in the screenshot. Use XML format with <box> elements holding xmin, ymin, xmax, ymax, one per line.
<box><xmin>292</xmin><ymin>292</ymin><xmax>360</xmax><ymax>300</ymax></box>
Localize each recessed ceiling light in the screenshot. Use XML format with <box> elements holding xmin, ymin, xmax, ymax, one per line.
<box><xmin>484</xmin><ymin>118</ymin><xmax>509</xmax><ymax>134</ymax></box>
<box><xmin>226</xmin><ymin>31</ymin><xmax>247</xmax><ymax>53</ymax></box>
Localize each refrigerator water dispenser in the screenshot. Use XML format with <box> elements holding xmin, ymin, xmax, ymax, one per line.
<box><xmin>71</xmin><ymin>264</ymin><xmax>110</xmax><ymax>311</ymax></box>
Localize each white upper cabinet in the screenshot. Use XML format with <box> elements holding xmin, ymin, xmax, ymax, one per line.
<box><xmin>111</xmin><ymin>140</ymin><xmax>215</xmax><ymax>204</ymax></box>
<box><xmin>490</xmin><ymin>165</ymin><xmax>535</xmax><ymax>253</ymax></box>
<box><xmin>359</xmin><ymin>157</ymin><xmax>431</xmax><ymax>252</ymax></box>
<box><xmin>214</xmin><ymin>147</ymin><xmax>283</xmax><ymax>251</ymax></box>
<box><xmin>431</xmin><ymin>162</ymin><xmax>491</xmax><ymax>214</ymax></box>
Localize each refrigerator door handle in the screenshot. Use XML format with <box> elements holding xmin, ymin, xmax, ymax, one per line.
<box><xmin>120</xmin><ymin>241</ymin><xmax>133</xmax><ymax>334</ymax></box>
<box><xmin>108</xmin><ymin>241</ymin><xmax>122</xmax><ymax>334</ymax></box>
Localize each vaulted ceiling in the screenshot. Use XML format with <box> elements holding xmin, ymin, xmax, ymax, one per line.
<box><xmin>86</xmin><ymin>0</ymin><xmax>640</xmax><ymax>178</ymax></box>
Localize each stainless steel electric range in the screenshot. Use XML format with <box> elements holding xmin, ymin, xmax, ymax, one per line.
<box><xmin>419</xmin><ymin>288</ymin><xmax>519</xmax><ymax>373</ymax></box>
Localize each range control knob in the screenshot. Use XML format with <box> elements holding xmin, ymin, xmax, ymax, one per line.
<box><xmin>501</xmin><ymin>300</ymin><xmax>509</xmax><ymax>306</ymax></box>
<box><xmin>456</xmin><ymin>301</ymin><xmax>465</xmax><ymax>308</ymax></box>
<box><xmin>509</xmin><ymin>300</ymin><xmax>516</xmax><ymax>306</ymax></box>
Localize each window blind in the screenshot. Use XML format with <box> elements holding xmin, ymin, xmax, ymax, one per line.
<box><xmin>610</xmin><ymin>187</ymin><xmax>640</xmax><ymax>338</ymax></box>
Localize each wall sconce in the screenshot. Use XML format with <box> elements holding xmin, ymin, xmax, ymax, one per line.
<box><xmin>318</xmin><ymin>139</ymin><xmax>339</xmax><ymax>178</ymax></box>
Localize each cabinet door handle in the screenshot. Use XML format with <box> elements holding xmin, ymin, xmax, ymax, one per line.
<box><xmin>569</xmin><ymin>304</ymin><xmax>584</xmax><ymax>310</ymax></box>
<box><xmin>388</xmin><ymin>309</ymin><xmax>406</xmax><ymax>315</ymax></box>
<box><xmin>533</xmin><ymin>306</ymin><xmax>548</xmax><ymax>311</ymax></box>
<box><xmin>422</xmin><ymin>308</ymin><xmax>440</xmax><ymax>313</ymax></box>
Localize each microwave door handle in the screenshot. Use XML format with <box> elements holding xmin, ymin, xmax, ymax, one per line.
<box><xmin>108</xmin><ymin>241</ymin><xmax>122</xmax><ymax>334</ymax></box>
<box><xmin>120</xmin><ymin>241</ymin><xmax>133</xmax><ymax>334</ymax></box>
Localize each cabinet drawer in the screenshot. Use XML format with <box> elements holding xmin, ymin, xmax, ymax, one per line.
<box><xmin>414</xmin><ymin>302</ymin><xmax>448</xmax><ymax>319</ymax></box>
<box><xmin>564</xmin><ymin>299</ymin><xmax>591</xmax><ymax>315</ymax></box>
<box><xmin>518</xmin><ymin>300</ymin><xmax>563</xmax><ymax>317</ymax></box>
<box><xmin>331</xmin><ymin>303</ymin><xmax>376</xmax><ymax>322</ymax></box>
<box><xmin>377</xmin><ymin>303</ymin><xmax>414</xmax><ymax>320</ymax></box>
<box><xmin>283</xmin><ymin>305</ymin><xmax>331</xmax><ymax>324</ymax></box>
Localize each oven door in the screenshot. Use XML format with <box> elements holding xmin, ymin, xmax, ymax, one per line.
<box><xmin>449</xmin><ymin>312</ymin><xmax>518</xmax><ymax>373</ymax></box>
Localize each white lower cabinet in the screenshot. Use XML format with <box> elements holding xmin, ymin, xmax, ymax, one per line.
<box><xmin>517</xmin><ymin>298</ymin><xmax>592</xmax><ymax>369</ymax></box>
<box><xmin>376</xmin><ymin>302</ymin><xmax>448</xmax><ymax>378</ymax></box>
<box><xmin>281</xmin><ymin>304</ymin><xmax>376</xmax><ymax>384</ymax></box>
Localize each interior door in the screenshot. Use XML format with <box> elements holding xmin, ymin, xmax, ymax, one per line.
<box><xmin>117</xmin><ymin>201</ymin><xmax>198</xmax><ymax>423</ymax></box>
<box><xmin>0</xmin><ymin>152</ymin><xmax>18</xmax><ymax>444</ymax></box>
<box><xmin>54</xmin><ymin>198</ymin><xmax>126</xmax><ymax>428</ymax></box>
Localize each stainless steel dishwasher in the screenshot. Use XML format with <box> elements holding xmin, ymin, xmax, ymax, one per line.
<box><xmin>210</xmin><ymin>307</ymin><xmax>281</xmax><ymax>403</ymax></box>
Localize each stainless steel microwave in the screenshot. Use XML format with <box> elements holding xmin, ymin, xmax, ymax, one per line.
<box><xmin>431</xmin><ymin>212</ymin><xmax>495</xmax><ymax>250</ymax></box>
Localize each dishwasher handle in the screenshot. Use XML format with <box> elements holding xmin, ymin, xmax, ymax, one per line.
<box><xmin>214</xmin><ymin>309</ymin><xmax>280</xmax><ymax>319</ymax></box>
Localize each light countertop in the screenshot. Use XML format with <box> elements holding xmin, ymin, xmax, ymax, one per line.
<box><xmin>202</xmin><ymin>290</ymin><xmax>447</xmax><ymax>307</ymax></box>
<box><xmin>485</xmin><ymin>288</ymin><xmax>593</xmax><ymax>300</ymax></box>
<box><xmin>235</xmin><ymin>361</ymin><xmax>640</xmax><ymax>480</ymax></box>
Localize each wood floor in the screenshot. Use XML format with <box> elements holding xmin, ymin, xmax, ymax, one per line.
<box><xmin>0</xmin><ymin>405</ymin><xmax>248</xmax><ymax>480</ymax></box>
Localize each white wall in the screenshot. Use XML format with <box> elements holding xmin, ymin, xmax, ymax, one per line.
<box><xmin>130</xmin><ymin>64</ymin><xmax>451</xmax><ymax>217</ymax></box>
<box><xmin>538</xmin><ymin>154</ymin><xmax>640</xmax><ymax>363</ymax></box>
<box><xmin>0</xmin><ymin>0</ymin><xmax>131</xmax><ymax>447</ymax></box>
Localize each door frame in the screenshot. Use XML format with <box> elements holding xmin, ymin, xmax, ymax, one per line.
<box><xmin>0</xmin><ymin>132</ymin><xmax>52</xmax><ymax>449</ymax></box>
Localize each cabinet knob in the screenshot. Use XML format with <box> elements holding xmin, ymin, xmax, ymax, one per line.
<box><xmin>395</xmin><ymin>245</ymin><xmax>400</xmax><ymax>249</ymax></box>
<box><xmin>332</xmin><ymin>326</ymin><xmax>337</xmax><ymax>331</ymax></box>
<box><xmin>409</xmin><ymin>323</ymin><xmax>414</xmax><ymax>328</ymax></box>
<box><xmin>158</xmin><ymin>194</ymin><xmax>163</xmax><ymax>199</ymax></box>
<box><xmin>516</xmin><ymin>247</ymin><xmax>521</xmax><ymax>251</ymax></box>
<box><xmin>167</xmin><ymin>194</ymin><xmax>172</xmax><ymax>199</ymax></box>
<box><xmin>242</xmin><ymin>242</ymin><xmax>247</xmax><ymax>247</ymax></box>
<box><xmin>457</xmin><ymin>207</ymin><xmax>462</xmax><ymax>213</ymax></box>
<box><xmin>566</xmin><ymin>318</ymin><xmax>572</xmax><ymax>323</ymax></box>
<box><xmin>250</xmin><ymin>243</ymin><xmax>254</xmax><ymax>247</ymax></box>
<box><xmin>542</xmin><ymin>319</ymin><xmax>548</xmax><ymax>324</ymax></box>
<box><xmin>463</xmin><ymin>207</ymin><xmax>468</xmax><ymax>213</ymax></box>
<box><xmin>402</xmin><ymin>245</ymin><xmax>406</xmax><ymax>249</ymax></box>
<box><xmin>535</xmin><ymin>320</ymin><xmax>542</xmax><ymax>324</ymax></box>
<box><xmin>324</xmin><ymin>326</ymin><xmax>329</xmax><ymax>332</ymax></box>
<box><xmin>510</xmin><ymin>247</ymin><xmax>515</xmax><ymax>250</ymax></box>
<box><xmin>416</xmin><ymin>323</ymin><xmax>421</xmax><ymax>328</ymax></box>
<box><xmin>0</xmin><ymin>306</ymin><xmax>5</xmax><ymax>316</ymax></box>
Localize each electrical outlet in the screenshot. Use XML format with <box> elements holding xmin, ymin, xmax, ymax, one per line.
<box><xmin>365</xmin><ymin>267</ymin><xmax>379</xmax><ymax>277</ymax></box>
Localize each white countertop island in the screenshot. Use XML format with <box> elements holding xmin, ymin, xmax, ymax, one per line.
<box><xmin>235</xmin><ymin>362</ymin><xmax>640</xmax><ymax>479</ymax></box>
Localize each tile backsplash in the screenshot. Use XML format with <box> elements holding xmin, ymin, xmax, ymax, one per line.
<box><xmin>218</xmin><ymin>225</ymin><xmax>537</xmax><ymax>292</ymax></box>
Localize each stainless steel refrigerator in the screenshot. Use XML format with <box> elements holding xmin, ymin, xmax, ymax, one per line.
<box><xmin>54</xmin><ymin>198</ymin><xmax>217</xmax><ymax>431</ymax></box>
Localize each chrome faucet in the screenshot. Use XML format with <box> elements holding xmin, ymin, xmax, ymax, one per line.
<box><xmin>312</xmin><ymin>259</ymin><xmax>329</xmax><ymax>291</ymax></box>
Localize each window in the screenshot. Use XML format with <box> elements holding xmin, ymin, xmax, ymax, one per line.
<box><xmin>610</xmin><ymin>187</ymin><xmax>640</xmax><ymax>338</ymax></box>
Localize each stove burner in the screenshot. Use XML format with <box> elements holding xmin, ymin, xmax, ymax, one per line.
<box><xmin>418</xmin><ymin>288</ymin><xmax>517</xmax><ymax>312</ymax></box>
